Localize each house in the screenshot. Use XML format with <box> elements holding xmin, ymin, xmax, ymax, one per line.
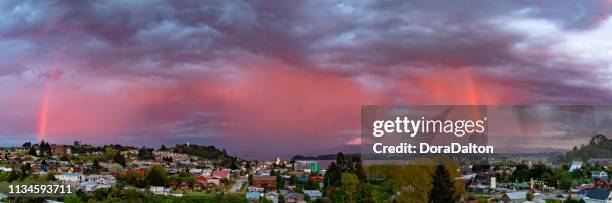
<box><xmin>303</xmin><ymin>190</ymin><xmax>322</xmax><ymax>200</ymax></box>
<box><xmin>86</xmin><ymin>175</ymin><xmax>116</xmax><ymax>187</ymax></box>
<box><xmin>149</xmin><ymin>186</ymin><xmax>170</xmax><ymax>195</ymax></box>
<box><xmin>212</xmin><ymin>170</ymin><xmax>230</xmax><ymax>179</ymax></box>
<box><xmin>583</xmin><ymin>188</ymin><xmax>612</xmax><ymax>203</ymax></box>
<box><xmin>246</xmin><ymin>191</ymin><xmax>262</xmax><ymax>202</ymax></box>
<box><xmin>502</xmin><ymin>191</ymin><xmax>526</xmax><ymax>203</ymax></box>
<box><xmin>310</xmin><ymin>176</ymin><xmax>324</xmax><ymax>183</ymax></box>
<box><xmin>253</xmin><ymin>175</ymin><xmax>276</xmax><ymax>189</ymax></box>
<box><xmin>588</xmin><ymin>159</ymin><xmax>612</xmax><ymax>166</ymax></box>
<box><xmin>0</xmin><ymin>167</ymin><xmax>12</xmax><ymax>172</ymax></box>
<box><xmin>284</xmin><ymin>192</ymin><xmax>305</xmax><ymax>203</ymax></box>
<box><xmin>55</xmin><ymin>173</ymin><xmax>84</xmax><ymax>183</ymax></box>
<box><xmin>189</xmin><ymin>168</ymin><xmax>203</xmax><ymax>174</ymax></box>
<box><xmin>294</xmin><ymin>161</ymin><xmax>320</xmax><ymax>172</ymax></box>
<box><xmin>592</xmin><ymin>171</ymin><xmax>609</xmax><ymax>180</ymax></box>
<box><xmin>265</xmin><ymin>191</ymin><xmax>279</xmax><ymax>203</ymax></box>
<box><xmin>79</xmin><ymin>181</ymin><xmax>97</xmax><ymax>192</ymax></box>
<box><xmin>196</xmin><ymin>175</ymin><xmax>207</xmax><ymax>183</ymax></box>
<box><xmin>248</xmin><ymin>187</ymin><xmax>265</xmax><ymax>192</ymax></box>
<box><xmin>297</xmin><ymin>174</ymin><xmax>309</xmax><ymax>183</ymax></box>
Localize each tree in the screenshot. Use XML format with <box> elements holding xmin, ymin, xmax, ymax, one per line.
<box><xmin>276</xmin><ymin>174</ymin><xmax>285</xmax><ymax>190</ymax></box>
<box><xmin>125</xmin><ymin>170</ymin><xmax>145</xmax><ymax>187</ymax></box>
<box><xmin>22</xmin><ymin>142</ymin><xmax>32</xmax><ymax>148</ymax></box>
<box><xmin>137</xmin><ymin>147</ymin><xmax>154</xmax><ymax>160</ymax></box>
<box><xmin>430</xmin><ymin>164</ymin><xmax>456</xmax><ymax>203</ymax></box>
<box><xmin>160</xmin><ymin>145</ymin><xmax>167</xmax><ymax>151</ymax></box>
<box><xmin>146</xmin><ymin>165</ymin><xmax>168</xmax><ymax>186</ymax></box>
<box><xmin>341</xmin><ymin>173</ymin><xmax>359</xmax><ymax>202</ymax></box>
<box><xmin>38</xmin><ymin>140</ymin><xmax>52</xmax><ymax>156</ymax></box>
<box><xmin>113</xmin><ymin>152</ymin><xmax>126</xmax><ymax>167</ymax></box>
<box><xmin>28</xmin><ymin>147</ymin><xmax>37</xmax><ymax>156</ymax></box>
<box><xmin>526</xmin><ymin>191</ymin><xmax>534</xmax><ymax>201</ymax></box>
<box><xmin>92</xmin><ymin>159</ymin><xmax>101</xmax><ymax>174</ymax></box>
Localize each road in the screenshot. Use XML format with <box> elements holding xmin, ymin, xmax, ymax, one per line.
<box><xmin>230</xmin><ymin>178</ymin><xmax>246</xmax><ymax>193</ymax></box>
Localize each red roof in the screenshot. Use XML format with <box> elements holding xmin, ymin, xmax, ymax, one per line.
<box><xmin>212</xmin><ymin>170</ymin><xmax>230</xmax><ymax>179</ymax></box>
<box><xmin>196</xmin><ymin>175</ymin><xmax>207</xmax><ymax>183</ymax></box>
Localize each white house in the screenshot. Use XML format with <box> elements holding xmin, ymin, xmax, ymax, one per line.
<box><xmin>55</xmin><ymin>173</ymin><xmax>84</xmax><ymax>183</ymax></box>
<box><xmin>149</xmin><ymin>186</ymin><xmax>170</xmax><ymax>195</ymax></box>
<box><xmin>86</xmin><ymin>175</ymin><xmax>116</xmax><ymax>187</ymax></box>
<box><xmin>592</xmin><ymin>171</ymin><xmax>609</xmax><ymax>180</ymax></box>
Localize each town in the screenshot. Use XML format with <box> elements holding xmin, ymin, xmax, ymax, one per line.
<box><xmin>0</xmin><ymin>135</ymin><xmax>610</xmax><ymax>203</ymax></box>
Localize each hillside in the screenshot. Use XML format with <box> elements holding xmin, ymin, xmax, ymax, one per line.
<box><xmin>173</xmin><ymin>144</ymin><xmax>234</xmax><ymax>161</ymax></box>
<box><xmin>561</xmin><ymin>134</ymin><xmax>612</xmax><ymax>162</ymax></box>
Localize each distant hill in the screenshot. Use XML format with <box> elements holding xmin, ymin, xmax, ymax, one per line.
<box><xmin>173</xmin><ymin>144</ymin><xmax>234</xmax><ymax>161</ymax></box>
<box><xmin>561</xmin><ymin>134</ymin><xmax>612</xmax><ymax>162</ymax></box>
<box><xmin>292</xmin><ymin>153</ymin><xmax>360</xmax><ymax>161</ymax></box>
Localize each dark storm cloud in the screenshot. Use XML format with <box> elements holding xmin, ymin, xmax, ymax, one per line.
<box><xmin>2</xmin><ymin>0</ymin><xmax>610</xmax><ymax>73</ymax></box>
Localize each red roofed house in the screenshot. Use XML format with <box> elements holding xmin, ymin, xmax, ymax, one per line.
<box><xmin>212</xmin><ymin>170</ymin><xmax>230</xmax><ymax>179</ymax></box>
<box><xmin>196</xmin><ymin>175</ymin><xmax>207</xmax><ymax>183</ymax></box>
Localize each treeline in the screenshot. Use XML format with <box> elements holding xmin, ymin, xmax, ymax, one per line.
<box><xmin>319</xmin><ymin>153</ymin><xmax>464</xmax><ymax>203</ymax></box>
<box><xmin>173</xmin><ymin>144</ymin><xmax>231</xmax><ymax>161</ymax></box>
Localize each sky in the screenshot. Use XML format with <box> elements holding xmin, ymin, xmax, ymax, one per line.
<box><xmin>1</xmin><ymin>0</ymin><xmax>612</xmax><ymax>159</ymax></box>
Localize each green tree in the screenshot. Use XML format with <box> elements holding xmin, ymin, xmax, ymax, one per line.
<box><xmin>63</xmin><ymin>195</ymin><xmax>83</xmax><ymax>203</ymax></box>
<box><xmin>138</xmin><ymin>147</ymin><xmax>154</xmax><ymax>160</ymax></box>
<box><xmin>92</xmin><ymin>159</ymin><xmax>101</xmax><ymax>174</ymax></box>
<box><xmin>222</xmin><ymin>193</ymin><xmax>246</xmax><ymax>203</ymax></box>
<box><xmin>276</xmin><ymin>174</ymin><xmax>285</xmax><ymax>190</ymax></box>
<box><xmin>341</xmin><ymin>173</ymin><xmax>359</xmax><ymax>202</ymax></box>
<box><xmin>526</xmin><ymin>191</ymin><xmax>534</xmax><ymax>201</ymax></box>
<box><xmin>430</xmin><ymin>164</ymin><xmax>456</xmax><ymax>203</ymax></box>
<box><xmin>146</xmin><ymin>165</ymin><xmax>168</xmax><ymax>186</ymax></box>
<box><xmin>28</xmin><ymin>147</ymin><xmax>37</xmax><ymax>156</ymax></box>
<box><xmin>113</xmin><ymin>152</ymin><xmax>126</xmax><ymax>167</ymax></box>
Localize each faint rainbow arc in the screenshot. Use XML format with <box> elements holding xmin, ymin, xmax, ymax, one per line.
<box><xmin>37</xmin><ymin>45</ymin><xmax>65</xmax><ymax>141</ymax></box>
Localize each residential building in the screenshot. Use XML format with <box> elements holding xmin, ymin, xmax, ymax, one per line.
<box><xmin>583</xmin><ymin>188</ymin><xmax>612</xmax><ymax>203</ymax></box>
<box><xmin>51</xmin><ymin>145</ymin><xmax>71</xmax><ymax>156</ymax></box>
<box><xmin>246</xmin><ymin>191</ymin><xmax>262</xmax><ymax>202</ymax></box>
<box><xmin>212</xmin><ymin>169</ymin><xmax>230</xmax><ymax>179</ymax></box>
<box><xmin>303</xmin><ymin>190</ymin><xmax>322</xmax><ymax>200</ymax></box>
<box><xmin>55</xmin><ymin>173</ymin><xmax>84</xmax><ymax>183</ymax></box>
<box><xmin>592</xmin><ymin>171</ymin><xmax>609</xmax><ymax>180</ymax></box>
<box><xmin>252</xmin><ymin>175</ymin><xmax>276</xmax><ymax>189</ymax></box>
<box><xmin>502</xmin><ymin>191</ymin><xmax>526</xmax><ymax>203</ymax></box>
<box><xmin>150</xmin><ymin>186</ymin><xmax>170</xmax><ymax>195</ymax></box>
<box><xmin>284</xmin><ymin>192</ymin><xmax>305</xmax><ymax>203</ymax></box>
<box><xmin>265</xmin><ymin>191</ymin><xmax>279</xmax><ymax>203</ymax></box>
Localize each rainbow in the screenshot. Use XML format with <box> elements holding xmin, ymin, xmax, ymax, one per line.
<box><xmin>37</xmin><ymin>45</ymin><xmax>65</xmax><ymax>141</ymax></box>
